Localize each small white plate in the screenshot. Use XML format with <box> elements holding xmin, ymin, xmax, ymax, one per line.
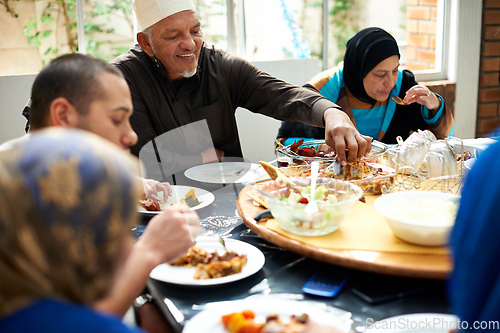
<box><xmin>149</xmin><ymin>238</ymin><xmax>265</xmax><ymax>286</ymax></box>
<box><xmin>184</xmin><ymin>162</ymin><xmax>266</xmax><ymax>184</ymax></box>
<box><xmin>364</xmin><ymin>313</ymin><xmax>458</xmax><ymax>332</ymax></box>
<box><xmin>183</xmin><ymin>298</ymin><xmax>352</xmax><ymax>333</ymax></box>
<box><xmin>138</xmin><ymin>185</ymin><xmax>215</xmax><ymax>214</ymax></box>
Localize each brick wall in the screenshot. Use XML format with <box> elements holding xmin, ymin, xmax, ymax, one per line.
<box><xmin>426</xmin><ymin>80</ymin><xmax>456</xmax><ymax>116</ymax></box>
<box><xmin>405</xmin><ymin>0</ymin><xmax>456</xmax><ymax>117</ymax></box>
<box><xmin>406</xmin><ymin>0</ymin><xmax>500</xmax><ymax>137</ymax></box>
<box><xmin>406</xmin><ymin>0</ymin><xmax>438</xmax><ymax>71</ymax></box>
<box><xmin>477</xmin><ymin>0</ymin><xmax>500</xmax><ymax>137</ymax></box>
<box><xmin>405</xmin><ymin>0</ymin><xmax>456</xmax><ymax>112</ymax></box>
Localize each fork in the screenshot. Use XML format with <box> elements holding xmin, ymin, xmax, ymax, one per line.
<box><xmin>218</xmin><ymin>235</ymin><xmax>227</xmax><ymax>253</ymax></box>
<box><xmin>232</xmin><ymin>168</ymin><xmax>245</xmax><ymax>176</ymax></box>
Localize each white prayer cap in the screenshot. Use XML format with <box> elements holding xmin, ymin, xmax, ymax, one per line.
<box><xmin>134</xmin><ymin>0</ymin><xmax>196</xmax><ymax>31</ymax></box>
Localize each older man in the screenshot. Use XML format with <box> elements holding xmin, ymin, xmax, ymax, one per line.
<box><xmin>112</xmin><ymin>0</ymin><xmax>371</xmax><ymax>164</ymax></box>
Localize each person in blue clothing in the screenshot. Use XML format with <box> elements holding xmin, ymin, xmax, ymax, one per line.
<box><xmin>277</xmin><ymin>27</ymin><xmax>454</xmax><ymax>146</ymax></box>
<box><xmin>0</xmin><ymin>128</ymin><xmax>167</xmax><ymax>332</ymax></box>
<box><xmin>448</xmin><ymin>138</ymin><xmax>500</xmax><ymax>332</ymax></box>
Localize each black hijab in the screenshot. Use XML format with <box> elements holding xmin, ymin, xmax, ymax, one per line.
<box><xmin>343</xmin><ymin>27</ymin><xmax>400</xmax><ymax>105</ymax></box>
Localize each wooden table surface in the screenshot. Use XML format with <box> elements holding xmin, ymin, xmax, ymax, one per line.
<box><xmin>237</xmin><ymin>186</ymin><xmax>452</xmax><ymax>279</ymax></box>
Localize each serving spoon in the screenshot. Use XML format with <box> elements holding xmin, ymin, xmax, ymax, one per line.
<box><xmin>325</xmin><ymin>158</ymin><xmax>342</xmax><ymax>175</ymax></box>
<box><xmin>305</xmin><ymin>161</ymin><xmax>320</xmax><ymax>216</ymax></box>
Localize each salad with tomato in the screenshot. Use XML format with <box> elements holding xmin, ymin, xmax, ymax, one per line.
<box><xmin>252</xmin><ymin>178</ymin><xmax>362</xmax><ymax>236</ymax></box>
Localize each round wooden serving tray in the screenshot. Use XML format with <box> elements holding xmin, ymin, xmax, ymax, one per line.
<box><xmin>237</xmin><ymin>187</ymin><xmax>452</xmax><ymax>279</ymax></box>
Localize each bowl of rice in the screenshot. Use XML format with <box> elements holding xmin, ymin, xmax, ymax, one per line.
<box><xmin>374</xmin><ymin>191</ymin><xmax>460</xmax><ymax>246</ymax></box>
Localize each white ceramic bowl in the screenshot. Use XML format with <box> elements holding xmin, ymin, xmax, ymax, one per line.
<box><xmin>248</xmin><ymin>177</ymin><xmax>363</xmax><ymax>236</ymax></box>
<box><xmin>374</xmin><ymin>191</ymin><xmax>460</xmax><ymax>246</ymax></box>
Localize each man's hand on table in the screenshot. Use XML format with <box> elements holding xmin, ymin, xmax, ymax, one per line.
<box><xmin>136</xmin><ymin>206</ymin><xmax>201</xmax><ymax>265</ymax></box>
<box><xmin>323</xmin><ymin>107</ymin><xmax>372</xmax><ymax>164</ymax></box>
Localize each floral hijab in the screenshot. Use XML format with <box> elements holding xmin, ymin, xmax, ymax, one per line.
<box><xmin>0</xmin><ymin>128</ymin><xmax>141</xmax><ymax>318</ymax></box>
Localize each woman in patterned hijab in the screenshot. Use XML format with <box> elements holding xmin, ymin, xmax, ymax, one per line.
<box><xmin>0</xmin><ymin>128</ymin><xmax>144</xmax><ymax>332</ymax></box>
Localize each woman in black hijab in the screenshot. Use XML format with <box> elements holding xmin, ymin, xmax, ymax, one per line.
<box><xmin>277</xmin><ymin>27</ymin><xmax>454</xmax><ymax>145</ymax></box>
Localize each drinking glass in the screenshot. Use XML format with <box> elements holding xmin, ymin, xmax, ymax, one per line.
<box><xmin>397</xmin><ymin>130</ymin><xmax>434</xmax><ymax>173</ymax></box>
<box><xmin>426</xmin><ymin>141</ymin><xmax>458</xmax><ymax>179</ymax></box>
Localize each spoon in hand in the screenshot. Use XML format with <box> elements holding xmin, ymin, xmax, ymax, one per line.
<box><xmin>391</xmin><ymin>95</ymin><xmax>407</xmax><ymax>105</ymax></box>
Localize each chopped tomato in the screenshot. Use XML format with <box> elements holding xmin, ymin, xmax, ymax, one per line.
<box><xmin>299</xmin><ymin>197</ymin><xmax>309</xmax><ymax>204</ymax></box>
<box><xmin>221</xmin><ymin>310</ymin><xmax>263</xmax><ymax>333</ymax></box>
<box><xmin>241</xmin><ymin>309</ymin><xmax>256</xmax><ymax>320</ymax></box>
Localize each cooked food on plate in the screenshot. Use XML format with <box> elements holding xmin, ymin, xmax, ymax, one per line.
<box><xmin>288</xmin><ymin>139</ymin><xmax>335</xmax><ymax>158</ymax></box>
<box><xmin>139</xmin><ymin>199</ymin><xmax>161</xmax><ymax>211</ymax></box>
<box><xmin>221</xmin><ymin>310</ymin><xmax>342</xmax><ymax>333</ymax></box>
<box><xmin>276</xmin><ymin>139</ymin><xmax>386</xmax><ymax>167</ymax></box>
<box><xmin>325</xmin><ymin>160</ymin><xmax>382</xmax><ymax>180</ymax></box>
<box><xmin>180</xmin><ymin>188</ymin><xmax>202</xmax><ymax>207</ymax></box>
<box><xmin>274</xmin><ymin>139</ymin><xmax>393</xmax><ymax>194</ymax></box>
<box><xmin>455</xmin><ymin>150</ymin><xmax>472</xmax><ymax>162</ymax></box>
<box><xmin>139</xmin><ymin>188</ymin><xmax>203</xmax><ymax>211</ymax></box>
<box><xmin>170</xmin><ymin>246</ymin><xmax>247</xmax><ymax>279</ymax></box>
<box><xmin>279</xmin><ymin>161</ymin><xmax>395</xmax><ymax>194</ymax></box>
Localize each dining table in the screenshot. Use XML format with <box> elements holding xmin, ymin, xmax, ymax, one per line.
<box><xmin>138</xmin><ymin>157</ymin><xmax>459</xmax><ymax>333</ymax></box>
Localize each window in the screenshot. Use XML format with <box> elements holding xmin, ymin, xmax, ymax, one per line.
<box><xmin>193</xmin><ymin>0</ymin><xmax>451</xmax><ymax>80</ymax></box>
<box><xmin>0</xmin><ymin>0</ymin><xmax>453</xmax><ymax>81</ymax></box>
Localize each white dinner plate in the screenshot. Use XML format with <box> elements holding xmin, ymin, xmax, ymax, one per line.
<box><xmin>364</xmin><ymin>313</ymin><xmax>458</xmax><ymax>333</ymax></box>
<box><xmin>138</xmin><ymin>185</ymin><xmax>215</xmax><ymax>214</ymax></box>
<box><xmin>183</xmin><ymin>298</ymin><xmax>352</xmax><ymax>333</ymax></box>
<box><xmin>149</xmin><ymin>238</ymin><xmax>265</xmax><ymax>286</ymax></box>
<box><xmin>184</xmin><ymin>162</ymin><xmax>266</xmax><ymax>184</ymax></box>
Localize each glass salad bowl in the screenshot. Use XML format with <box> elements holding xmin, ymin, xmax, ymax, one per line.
<box><xmin>246</xmin><ymin>177</ymin><xmax>363</xmax><ymax>236</ymax></box>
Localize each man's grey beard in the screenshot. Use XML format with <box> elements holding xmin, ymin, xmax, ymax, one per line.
<box><xmin>148</xmin><ymin>36</ymin><xmax>197</xmax><ymax>78</ymax></box>
<box><xmin>180</xmin><ymin>68</ymin><xmax>197</xmax><ymax>78</ymax></box>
